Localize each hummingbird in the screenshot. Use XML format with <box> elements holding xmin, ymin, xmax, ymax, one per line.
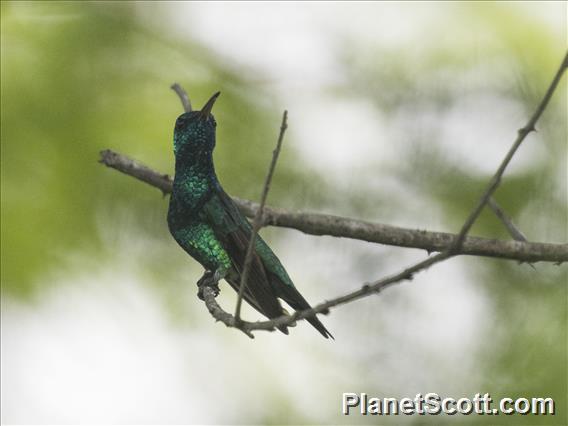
<box><xmin>167</xmin><ymin>92</ymin><xmax>332</xmax><ymax>339</ymax></box>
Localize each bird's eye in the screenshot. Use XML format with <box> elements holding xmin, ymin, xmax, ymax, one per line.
<box><xmin>175</xmin><ymin>117</ymin><xmax>186</xmax><ymax>129</ymax></box>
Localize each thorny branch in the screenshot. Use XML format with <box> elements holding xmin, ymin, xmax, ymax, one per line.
<box><xmin>203</xmin><ymin>50</ymin><xmax>568</xmax><ymax>336</ymax></box>
<box><xmin>234</xmin><ymin>110</ymin><xmax>288</xmax><ymax>324</ymax></box>
<box><xmin>100</xmin><ymin>51</ymin><xmax>567</xmax><ymax>337</ymax></box>
<box><xmin>99</xmin><ymin>149</ymin><xmax>568</xmax><ymax>263</ymax></box>
<box><xmin>487</xmin><ymin>197</ymin><xmax>527</xmax><ymax>242</ymax></box>
<box><xmin>451</xmin><ymin>51</ymin><xmax>568</xmax><ymax>251</ymax></box>
<box><xmin>201</xmin><ymin>251</ymin><xmax>450</xmax><ymax>336</ymax></box>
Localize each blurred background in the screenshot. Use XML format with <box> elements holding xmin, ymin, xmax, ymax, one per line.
<box><xmin>1</xmin><ymin>1</ymin><xmax>566</xmax><ymax>424</ymax></box>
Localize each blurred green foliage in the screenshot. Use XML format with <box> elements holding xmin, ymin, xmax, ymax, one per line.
<box><xmin>1</xmin><ymin>1</ymin><xmax>312</xmax><ymax>298</ymax></box>
<box><xmin>1</xmin><ymin>2</ymin><xmax>566</xmax><ymax>424</ymax></box>
<box><xmin>333</xmin><ymin>4</ymin><xmax>567</xmax><ymax>424</ymax></box>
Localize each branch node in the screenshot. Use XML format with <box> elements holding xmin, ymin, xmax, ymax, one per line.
<box><xmin>518</xmin><ymin>125</ymin><xmax>537</xmax><ymax>135</ymax></box>
<box><xmin>241</xmin><ymin>329</ymin><xmax>255</xmax><ymax>339</ymax></box>
<box><xmin>488</xmin><ymin>197</ymin><xmax>528</xmax><ymax>242</ymax></box>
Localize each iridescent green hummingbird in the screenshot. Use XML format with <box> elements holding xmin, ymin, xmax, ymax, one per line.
<box><xmin>167</xmin><ymin>92</ymin><xmax>332</xmax><ymax>338</ymax></box>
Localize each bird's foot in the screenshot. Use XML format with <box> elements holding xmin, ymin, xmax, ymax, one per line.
<box><xmin>197</xmin><ymin>270</ymin><xmax>220</xmax><ymax>300</ymax></box>
<box><xmin>281</xmin><ymin>307</ymin><xmax>297</xmax><ymax>327</ymax></box>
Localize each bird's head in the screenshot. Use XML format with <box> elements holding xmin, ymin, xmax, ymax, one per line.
<box><xmin>173</xmin><ymin>91</ymin><xmax>220</xmax><ymax>156</ymax></box>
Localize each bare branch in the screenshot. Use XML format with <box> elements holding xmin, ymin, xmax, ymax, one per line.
<box><xmin>202</xmin><ymin>252</ymin><xmax>451</xmax><ymax>335</ymax></box>
<box><xmin>235</xmin><ymin>110</ymin><xmax>289</xmax><ymax>323</ymax></box>
<box><xmin>170</xmin><ymin>83</ymin><xmax>192</xmax><ymax>112</ymax></box>
<box><xmin>100</xmin><ymin>51</ymin><xmax>567</xmax><ymax>337</ymax></box>
<box><xmin>99</xmin><ymin>149</ymin><xmax>568</xmax><ymax>263</ymax></box>
<box><xmin>99</xmin><ymin>149</ymin><xmax>172</xmax><ymax>195</ymax></box>
<box><xmin>451</xmin><ymin>51</ymin><xmax>568</xmax><ymax>251</ymax></box>
<box><xmin>179</xmin><ymin>50</ymin><xmax>568</xmax><ymax>336</ymax></box>
<box><xmin>488</xmin><ymin>197</ymin><xmax>527</xmax><ymax>242</ymax></box>
<box><xmin>202</xmin><ymin>286</ymin><xmax>255</xmax><ymax>339</ymax></box>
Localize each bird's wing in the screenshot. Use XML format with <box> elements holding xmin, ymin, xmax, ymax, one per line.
<box><xmin>200</xmin><ymin>188</ymin><xmax>287</xmax><ymax>327</ymax></box>
<box><xmin>202</xmin><ymin>188</ymin><xmax>332</xmax><ymax>339</ymax></box>
<box><xmin>254</xmin><ymin>236</ymin><xmax>333</xmax><ymax>339</ymax></box>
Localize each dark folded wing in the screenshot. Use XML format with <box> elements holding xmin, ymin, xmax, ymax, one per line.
<box><xmin>200</xmin><ymin>188</ymin><xmax>287</xmax><ymax>328</ymax></box>
<box><xmin>202</xmin><ymin>186</ymin><xmax>332</xmax><ymax>338</ymax></box>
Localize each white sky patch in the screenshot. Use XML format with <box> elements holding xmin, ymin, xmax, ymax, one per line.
<box><xmin>153</xmin><ymin>1</ymin><xmax>563</xmax><ymax>183</ymax></box>
<box><xmin>1</xmin><ymin>276</ymin><xmax>200</xmax><ymax>424</ymax></box>
<box><xmin>158</xmin><ymin>3</ymin><xmax>455</xmax><ymax>92</ymax></box>
<box><xmin>4</xmin><ymin>3</ymin><xmax>564</xmax><ymax>423</ymax></box>
<box><xmin>290</xmin><ymin>95</ymin><xmax>389</xmax><ymax>177</ymax></box>
<box><xmin>437</xmin><ymin>92</ymin><xmax>548</xmax><ymax>175</ymax></box>
<box><xmin>1</xmin><ymin>244</ymin><xmax>491</xmax><ymax>424</ymax></box>
<box><xmin>272</xmin><ymin>230</ymin><xmax>490</xmax><ymax>393</ymax></box>
<box><xmin>165</xmin><ymin>2</ymin><xmax>343</xmax><ymax>88</ymax></box>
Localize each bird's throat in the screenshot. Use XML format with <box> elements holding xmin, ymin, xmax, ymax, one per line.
<box><xmin>173</xmin><ymin>150</ymin><xmax>217</xmax><ymax>207</ymax></box>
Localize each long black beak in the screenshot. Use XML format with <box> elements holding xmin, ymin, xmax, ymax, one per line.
<box><xmin>198</xmin><ymin>91</ymin><xmax>220</xmax><ymax>120</ymax></box>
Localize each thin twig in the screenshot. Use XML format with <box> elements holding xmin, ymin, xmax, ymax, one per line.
<box><xmin>451</xmin><ymin>51</ymin><xmax>568</xmax><ymax>251</ymax></box>
<box><xmin>99</xmin><ymin>149</ymin><xmax>172</xmax><ymax>195</ymax></box>
<box><xmin>99</xmin><ymin>51</ymin><xmax>567</xmax><ymax>337</ymax></box>
<box><xmin>487</xmin><ymin>197</ymin><xmax>535</xmax><ymax>269</ymax></box>
<box><xmin>202</xmin><ymin>252</ymin><xmax>451</xmax><ymax>335</ymax></box>
<box><xmin>234</xmin><ymin>110</ymin><xmax>289</xmax><ymax>324</ymax></box>
<box><xmin>192</xmin><ymin>50</ymin><xmax>568</xmax><ymax>335</ymax></box>
<box><xmin>487</xmin><ymin>197</ymin><xmax>527</xmax><ymax>242</ymax></box>
<box><xmin>170</xmin><ymin>83</ymin><xmax>192</xmax><ymax>112</ymax></box>
<box><xmin>99</xmin><ymin>149</ymin><xmax>568</xmax><ymax>263</ymax></box>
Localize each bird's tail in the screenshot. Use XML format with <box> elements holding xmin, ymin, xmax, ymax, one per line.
<box><xmin>226</xmin><ymin>276</ymin><xmax>292</xmax><ymax>335</ymax></box>
<box><xmin>277</xmin><ymin>284</ymin><xmax>334</xmax><ymax>339</ymax></box>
